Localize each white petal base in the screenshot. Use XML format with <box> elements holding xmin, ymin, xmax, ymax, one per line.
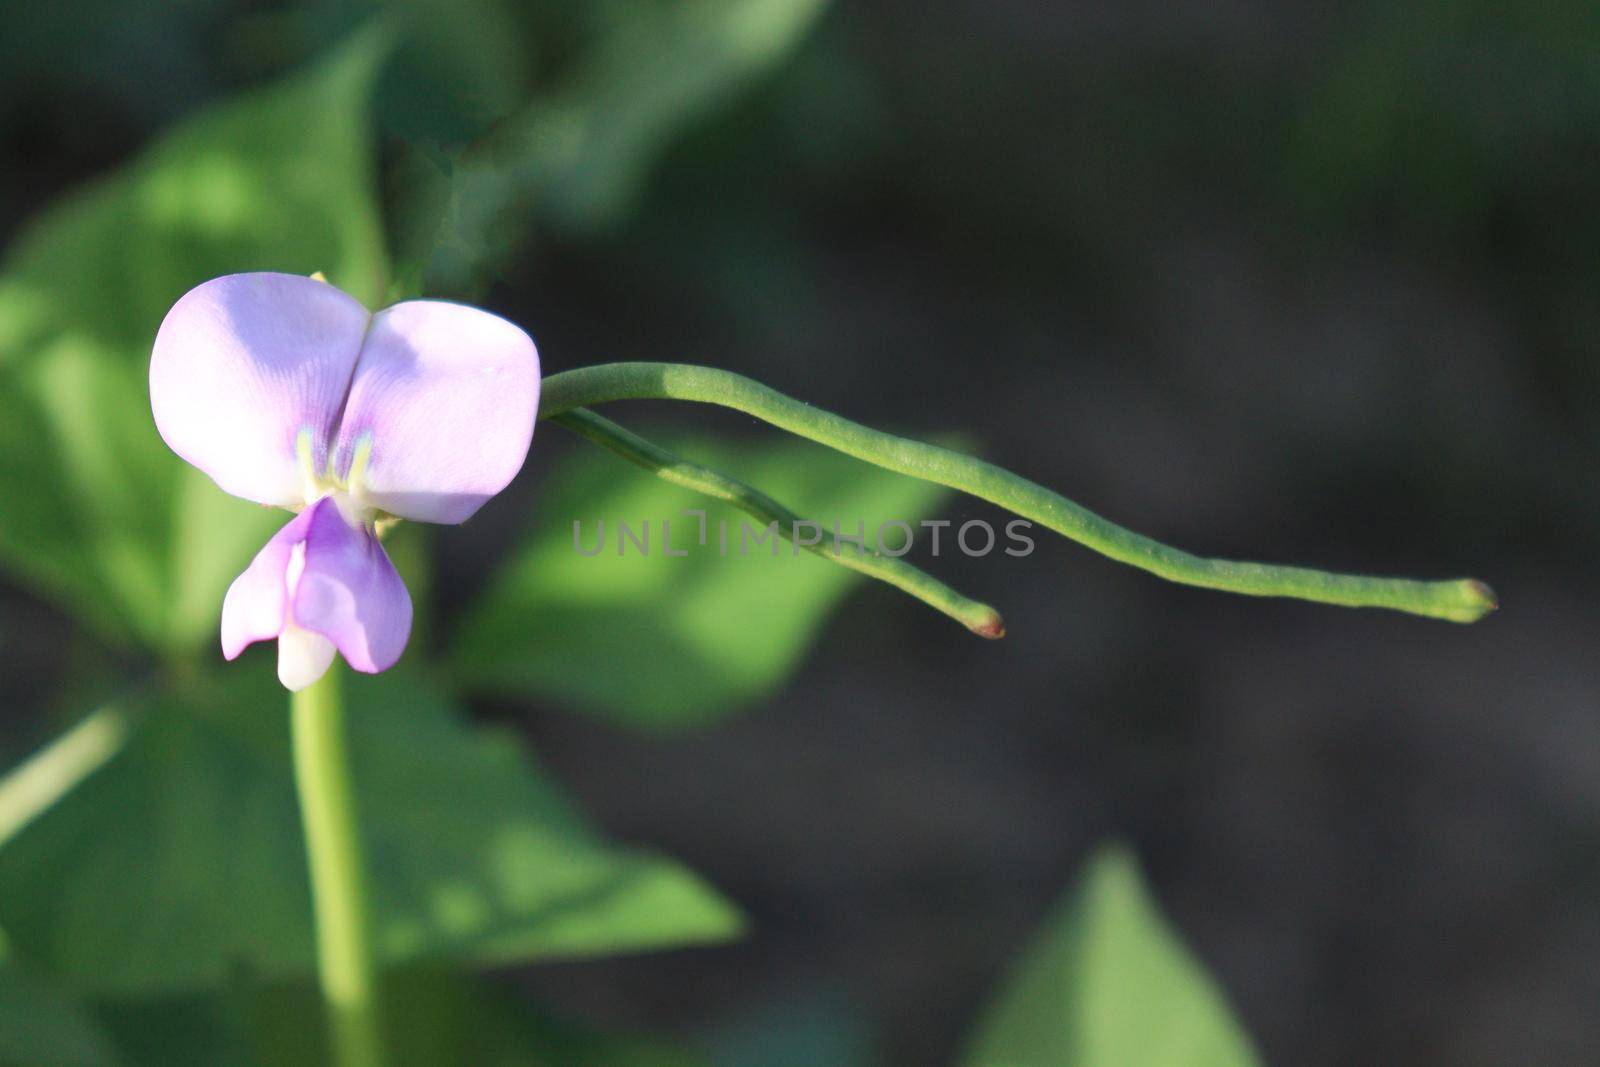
<box><xmin>277</xmin><ymin>624</ymin><xmax>337</xmax><ymax>691</ymax></box>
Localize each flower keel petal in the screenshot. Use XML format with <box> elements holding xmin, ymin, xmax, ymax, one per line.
<box><xmin>277</xmin><ymin>625</ymin><xmax>338</xmax><ymax>691</ymax></box>
<box><xmin>151</xmin><ymin>272</ymin><xmax>371</xmax><ymax>506</ymax></box>
<box><xmin>220</xmin><ymin>506</ymin><xmax>317</xmax><ymax>659</ymax></box>
<box><xmin>333</xmin><ymin>300</ymin><xmax>539</xmax><ymax>523</ymax></box>
<box><xmin>291</xmin><ymin>498</ymin><xmax>413</xmax><ymax>673</ymax></box>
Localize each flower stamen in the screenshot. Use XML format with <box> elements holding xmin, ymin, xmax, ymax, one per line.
<box><xmin>296</xmin><ymin>427</ymin><xmax>321</xmax><ymax>504</ymax></box>
<box><xmin>344</xmin><ymin>432</ymin><xmax>374</xmax><ymax>501</ymax></box>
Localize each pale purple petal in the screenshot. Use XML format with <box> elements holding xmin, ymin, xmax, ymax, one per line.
<box><xmin>290</xmin><ymin>497</ymin><xmax>413</xmax><ymax>674</ymax></box>
<box><xmin>151</xmin><ymin>273</ymin><xmax>371</xmax><ymax>506</ymax></box>
<box><xmin>331</xmin><ymin>300</ymin><xmax>539</xmax><ymax>524</ymax></box>
<box><xmin>219</xmin><ymin>506</ymin><xmax>317</xmax><ymax>659</ymax></box>
<box><xmin>277</xmin><ymin>626</ymin><xmax>337</xmax><ymax>692</ymax></box>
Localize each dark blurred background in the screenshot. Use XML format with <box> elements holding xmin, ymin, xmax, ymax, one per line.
<box><xmin>3</xmin><ymin>2</ymin><xmax>1597</xmax><ymax>1065</ymax></box>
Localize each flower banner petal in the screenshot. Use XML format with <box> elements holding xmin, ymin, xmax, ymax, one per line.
<box><xmin>150</xmin><ymin>272</ymin><xmax>371</xmax><ymax>506</ymax></box>
<box><xmin>334</xmin><ymin>300</ymin><xmax>539</xmax><ymax>524</ymax></box>
<box><xmin>291</xmin><ymin>497</ymin><xmax>412</xmax><ymax>673</ymax></box>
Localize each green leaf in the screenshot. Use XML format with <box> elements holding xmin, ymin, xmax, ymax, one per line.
<box><xmin>515</xmin><ymin>1009</ymin><xmax>705</xmax><ymax>1067</ymax></box>
<box><xmin>402</xmin><ymin>0</ymin><xmax>829</xmax><ymax>293</ymax></box>
<box><xmin>0</xmin><ymin>33</ymin><xmax>390</xmax><ymax>652</ymax></box>
<box><xmin>0</xmin><ymin>667</ymin><xmax>741</xmax><ymax>997</ymax></box>
<box><xmin>532</xmin><ymin>0</ymin><xmax>832</xmax><ymax>231</ymax></box>
<box><xmin>0</xmin><ymin>965</ymin><xmax>122</xmax><ymax>1067</ymax></box>
<box><xmin>962</xmin><ymin>845</ymin><xmax>1263</xmax><ymax>1067</ymax></box>
<box><xmin>452</xmin><ymin>433</ymin><xmax>948</xmax><ymax>729</ymax></box>
<box><xmin>705</xmin><ymin>991</ymin><xmax>879</xmax><ymax>1067</ymax></box>
<box><xmin>94</xmin><ymin>994</ymin><xmax>252</xmax><ymax>1067</ymax></box>
<box><xmin>99</xmin><ymin>971</ymin><xmax>706</xmax><ymax>1067</ymax></box>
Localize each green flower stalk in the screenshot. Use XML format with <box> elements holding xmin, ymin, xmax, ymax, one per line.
<box><xmin>292</xmin><ymin>665</ymin><xmax>384</xmax><ymax>1067</ymax></box>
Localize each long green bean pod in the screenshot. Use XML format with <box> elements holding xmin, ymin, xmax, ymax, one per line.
<box><xmin>541</xmin><ymin>363</ymin><xmax>1495</xmax><ymax>624</ymax></box>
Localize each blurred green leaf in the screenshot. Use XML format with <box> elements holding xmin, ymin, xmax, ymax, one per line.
<box><xmin>0</xmin><ymin>667</ymin><xmax>740</xmax><ymax>996</ymax></box>
<box><xmin>369</xmin><ymin>0</ymin><xmax>532</xmax><ymax>142</ymax></box>
<box><xmin>0</xmin><ymin>0</ymin><xmax>233</xmax><ymax>127</ymax></box>
<box><xmin>705</xmin><ymin>990</ymin><xmax>878</xmax><ymax>1067</ymax></box>
<box><xmin>99</xmin><ymin>970</ymin><xmax>705</xmax><ymax>1067</ymax></box>
<box><xmin>0</xmin><ymin>33</ymin><xmax>390</xmax><ymax>652</ymax></box>
<box><xmin>534</xmin><ymin>0</ymin><xmax>832</xmax><ymax>230</ymax></box>
<box><xmin>1287</xmin><ymin>0</ymin><xmax>1600</xmax><ymax>237</ymax></box>
<box><xmin>515</xmin><ymin>1008</ymin><xmax>704</xmax><ymax>1067</ymax></box>
<box><xmin>93</xmin><ymin>992</ymin><xmax>252</xmax><ymax>1067</ymax></box>
<box><xmin>452</xmin><ymin>433</ymin><xmax>947</xmax><ymax>729</ymax></box>
<box><xmin>401</xmin><ymin>0</ymin><xmax>829</xmax><ymax>293</ymax></box>
<box><xmin>0</xmin><ymin>965</ymin><xmax>122</xmax><ymax>1067</ymax></box>
<box><xmin>962</xmin><ymin>845</ymin><xmax>1262</xmax><ymax>1067</ymax></box>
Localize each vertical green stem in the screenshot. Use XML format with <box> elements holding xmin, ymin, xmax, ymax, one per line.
<box><xmin>291</xmin><ymin>664</ymin><xmax>386</xmax><ymax>1067</ymax></box>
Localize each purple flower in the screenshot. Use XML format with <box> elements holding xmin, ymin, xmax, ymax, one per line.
<box><xmin>150</xmin><ymin>272</ymin><xmax>539</xmax><ymax>690</ymax></box>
